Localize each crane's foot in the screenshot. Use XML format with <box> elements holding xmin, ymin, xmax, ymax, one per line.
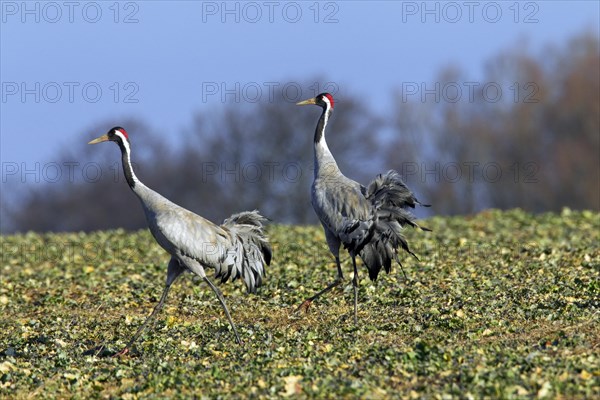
<box><xmin>294</xmin><ymin>299</ymin><xmax>313</xmax><ymax>314</ymax></box>
<box><xmin>112</xmin><ymin>347</ymin><xmax>130</xmax><ymax>357</ymax></box>
<box><xmin>83</xmin><ymin>345</ymin><xmax>114</xmax><ymax>358</ymax></box>
<box><xmin>232</xmin><ymin>331</ymin><xmax>243</xmax><ymax>346</ymax></box>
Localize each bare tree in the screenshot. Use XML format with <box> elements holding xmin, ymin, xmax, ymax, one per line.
<box><xmin>5</xmin><ymin>32</ymin><xmax>598</xmax><ymax>233</ymax></box>
<box><xmin>3</xmin><ymin>119</ymin><xmax>167</xmax><ymax>231</ymax></box>
<box><xmin>3</xmin><ymin>85</ymin><xmax>382</xmax><ymax>231</ymax></box>
<box><xmin>388</xmin><ymin>31</ymin><xmax>600</xmax><ymax>214</ymax></box>
<box><xmin>176</xmin><ymin>89</ymin><xmax>382</xmax><ymax>224</ymax></box>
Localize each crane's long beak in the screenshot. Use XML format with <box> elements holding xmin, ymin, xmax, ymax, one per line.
<box><xmin>296</xmin><ymin>97</ymin><xmax>317</xmax><ymax>106</ymax></box>
<box><xmin>88</xmin><ymin>134</ymin><xmax>109</xmax><ymax>144</ymax></box>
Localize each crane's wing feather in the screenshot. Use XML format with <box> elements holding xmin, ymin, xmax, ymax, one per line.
<box><xmin>312</xmin><ymin>178</ymin><xmax>374</xmax><ymax>254</ymax></box>
<box><xmin>220</xmin><ymin>211</ymin><xmax>271</xmax><ymax>293</ymax></box>
<box><xmin>359</xmin><ymin>170</ymin><xmax>431</xmax><ymax>280</ymax></box>
<box><xmin>154</xmin><ymin>207</ymin><xmax>234</xmax><ymax>268</ymax></box>
<box><xmin>366</xmin><ymin>169</ymin><xmax>430</xmax><ymax>211</ymax></box>
<box><xmin>154</xmin><ymin>207</ymin><xmax>269</xmax><ymax>293</ymax></box>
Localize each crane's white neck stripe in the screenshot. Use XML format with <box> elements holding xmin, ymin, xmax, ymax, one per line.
<box><xmin>317</xmin><ymin>107</ymin><xmax>332</xmax><ymax>145</ymax></box>
<box><xmin>316</xmin><ymin>110</ymin><xmax>332</xmax><ymax>155</ymax></box>
<box><xmin>115</xmin><ymin>131</ymin><xmax>139</xmax><ymax>184</ymax></box>
<box><xmin>115</xmin><ymin>131</ymin><xmax>128</xmax><ymax>145</ymax></box>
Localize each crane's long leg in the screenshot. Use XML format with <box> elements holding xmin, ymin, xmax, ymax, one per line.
<box><xmin>115</xmin><ymin>257</ymin><xmax>184</xmax><ymax>356</ymax></box>
<box><xmin>395</xmin><ymin>254</ymin><xmax>408</xmax><ymax>281</ymax></box>
<box><xmin>116</xmin><ymin>282</ymin><xmax>173</xmax><ymax>355</ymax></box>
<box><xmin>203</xmin><ymin>276</ymin><xmax>242</xmax><ymax>345</ymax></box>
<box><xmin>352</xmin><ymin>256</ymin><xmax>359</xmax><ymax>325</ymax></box>
<box><xmin>295</xmin><ymin>256</ymin><xmax>344</xmax><ymax>313</ymax></box>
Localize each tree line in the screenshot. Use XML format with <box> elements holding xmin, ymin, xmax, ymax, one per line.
<box><xmin>2</xmin><ymin>32</ymin><xmax>598</xmax><ymax>232</ymax></box>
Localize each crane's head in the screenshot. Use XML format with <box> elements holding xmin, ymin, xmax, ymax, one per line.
<box><xmin>88</xmin><ymin>127</ymin><xmax>130</xmax><ymax>145</ymax></box>
<box><xmin>296</xmin><ymin>92</ymin><xmax>334</xmax><ymax>111</ymax></box>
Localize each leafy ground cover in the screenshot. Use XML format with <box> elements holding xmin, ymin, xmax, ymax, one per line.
<box><xmin>1</xmin><ymin>209</ymin><xmax>599</xmax><ymax>398</ymax></box>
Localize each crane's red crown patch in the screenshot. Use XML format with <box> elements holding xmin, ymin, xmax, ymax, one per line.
<box><xmin>115</xmin><ymin>127</ymin><xmax>129</xmax><ymax>139</ymax></box>
<box><xmin>324</xmin><ymin>93</ymin><xmax>335</xmax><ymax>109</ymax></box>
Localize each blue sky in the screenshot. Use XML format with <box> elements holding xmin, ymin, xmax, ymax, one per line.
<box><xmin>1</xmin><ymin>1</ymin><xmax>599</xmax><ymax>169</ymax></box>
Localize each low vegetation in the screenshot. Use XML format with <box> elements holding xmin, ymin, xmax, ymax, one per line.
<box><xmin>1</xmin><ymin>209</ymin><xmax>598</xmax><ymax>398</ymax></box>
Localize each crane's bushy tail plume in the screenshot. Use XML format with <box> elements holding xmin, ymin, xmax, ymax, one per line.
<box><xmin>360</xmin><ymin>170</ymin><xmax>430</xmax><ymax>281</ymax></box>
<box><xmin>221</xmin><ymin>210</ymin><xmax>272</xmax><ymax>293</ymax></box>
<box><xmin>366</xmin><ymin>170</ymin><xmax>430</xmax><ymax>210</ymax></box>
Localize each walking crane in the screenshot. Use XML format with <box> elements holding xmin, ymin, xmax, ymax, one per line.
<box><xmin>295</xmin><ymin>93</ymin><xmax>430</xmax><ymax>324</ymax></box>
<box><xmin>89</xmin><ymin>127</ymin><xmax>271</xmax><ymax>354</ymax></box>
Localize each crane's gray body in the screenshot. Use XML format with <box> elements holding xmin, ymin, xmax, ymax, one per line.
<box><xmin>89</xmin><ymin>127</ymin><xmax>271</xmax><ymax>350</ymax></box>
<box><xmin>112</xmin><ymin>132</ymin><xmax>270</xmax><ymax>292</ymax></box>
<box><xmin>132</xmin><ymin>179</ymin><xmax>269</xmax><ymax>292</ymax></box>
<box><xmin>310</xmin><ymin>99</ymin><xmax>427</xmax><ymax>281</ymax></box>
<box><xmin>312</xmin><ymin>142</ymin><xmax>374</xmax><ymax>258</ymax></box>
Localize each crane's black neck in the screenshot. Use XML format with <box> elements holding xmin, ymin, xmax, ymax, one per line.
<box><xmin>314</xmin><ymin>106</ymin><xmax>331</xmax><ymax>144</ymax></box>
<box><xmin>117</xmin><ymin>139</ymin><xmax>137</xmax><ymax>189</ymax></box>
<box><xmin>313</xmin><ymin>105</ymin><xmax>341</xmax><ymax>178</ymax></box>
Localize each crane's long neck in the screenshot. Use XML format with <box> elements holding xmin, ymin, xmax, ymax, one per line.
<box><xmin>115</xmin><ymin>137</ymin><xmax>172</xmax><ymax>224</ymax></box>
<box><xmin>117</xmin><ymin>138</ymin><xmax>151</xmax><ymax>199</ymax></box>
<box><xmin>314</xmin><ymin>107</ymin><xmax>340</xmax><ymax>179</ymax></box>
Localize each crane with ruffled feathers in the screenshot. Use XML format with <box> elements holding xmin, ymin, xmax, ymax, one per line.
<box><xmin>295</xmin><ymin>93</ymin><xmax>430</xmax><ymax>324</ymax></box>
<box><xmin>89</xmin><ymin>127</ymin><xmax>271</xmax><ymax>355</ymax></box>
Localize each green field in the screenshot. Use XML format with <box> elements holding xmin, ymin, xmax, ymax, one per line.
<box><xmin>1</xmin><ymin>209</ymin><xmax>599</xmax><ymax>398</ymax></box>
